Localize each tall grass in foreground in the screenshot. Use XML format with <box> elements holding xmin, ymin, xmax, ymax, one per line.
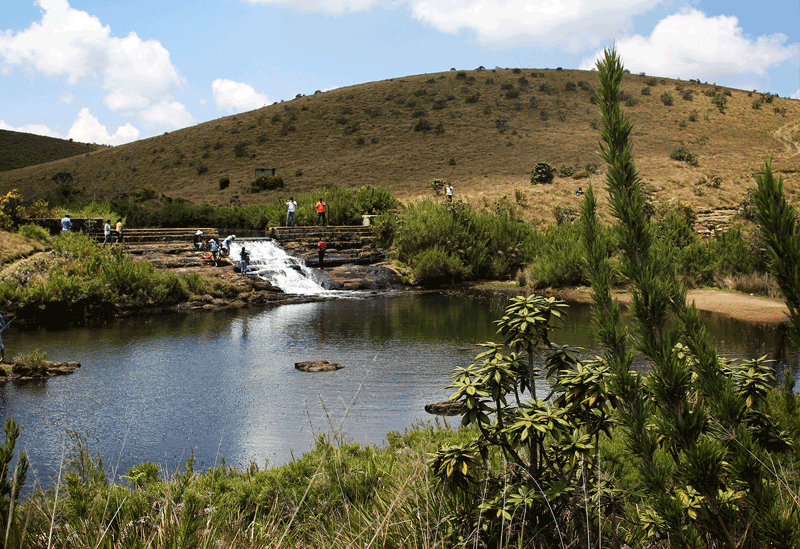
<box><xmin>5</xmin><ymin>420</ymin><xmax>474</xmax><ymax>549</ymax></box>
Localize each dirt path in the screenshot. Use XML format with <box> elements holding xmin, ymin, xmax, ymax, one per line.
<box><xmin>554</xmin><ymin>287</ymin><xmax>790</xmax><ymax>324</ymax></box>
<box><xmin>773</xmin><ymin>120</ymin><xmax>800</xmax><ymax>160</ymax></box>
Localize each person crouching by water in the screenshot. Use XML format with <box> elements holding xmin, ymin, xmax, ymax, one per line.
<box><xmin>240</xmin><ymin>246</ymin><xmax>250</xmax><ymax>276</ymax></box>
<box><xmin>317</xmin><ymin>239</ymin><xmax>326</xmax><ymax>268</ymax></box>
<box><xmin>221</xmin><ymin>234</ymin><xmax>235</xmax><ymax>258</ymax></box>
<box><xmin>193</xmin><ymin>230</ymin><xmax>203</xmax><ymax>250</ymax></box>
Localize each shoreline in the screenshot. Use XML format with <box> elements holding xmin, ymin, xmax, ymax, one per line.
<box><xmin>469</xmin><ymin>282</ymin><xmax>791</xmax><ymax>325</ymax></box>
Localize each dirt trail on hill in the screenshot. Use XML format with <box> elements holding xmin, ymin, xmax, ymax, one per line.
<box><xmin>773</xmin><ymin>121</ymin><xmax>800</xmax><ymax>159</ymax></box>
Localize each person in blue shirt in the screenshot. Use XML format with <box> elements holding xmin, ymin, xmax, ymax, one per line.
<box><xmin>0</xmin><ymin>313</ymin><xmax>8</xmax><ymax>364</ymax></box>
<box><xmin>208</xmin><ymin>238</ymin><xmax>220</xmax><ymax>266</ymax></box>
<box><xmin>61</xmin><ymin>214</ymin><xmax>72</xmax><ymax>232</ymax></box>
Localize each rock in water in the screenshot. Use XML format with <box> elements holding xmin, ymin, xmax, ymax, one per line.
<box><xmin>295</xmin><ymin>360</ymin><xmax>344</xmax><ymax>372</ymax></box>
<box><xmin>424</xmin><ymin>401</ymin><xmax>464</xmax><ymax>416</ymax></box>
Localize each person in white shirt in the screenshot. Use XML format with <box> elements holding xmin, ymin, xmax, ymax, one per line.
<box><xmin>285</xmin><ymin>197</ymin><xmax>297</xmax><ymax>226</ymax></box>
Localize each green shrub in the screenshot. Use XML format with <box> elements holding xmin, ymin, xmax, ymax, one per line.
<box><xmin>530</xmin><ymin>162</ymin><xmax>554</xmax><ymax>184</ymax></box>
<box><xmin>250</xmin><ymin>174</ymin><xmax>284</xmax><ymax>193</ymax></box>
<box><xmin>413</xmin><ymin>119</ymin><xmax>432</xmax><ymax>132</ymax></box>
<box><xmin>430</xmin><ymin>178</ymin><xmax>445</xmax><ymax>196</ymax></box>
<box><xmin>641</xmin><ymin>86</ymin><xmax>651</xmax><ymax>96</ymax></box>
<box><xmin>0</xmin><ymin>190</ymin><xmax>25</xmax><ymax>229</ymax></box>
<box><xmin>18</xmin><ymin>223</ymin><xmax>50</xmax><ymax>242</ymax></box>
<box><xmin>660</xmin><ymin>92</ymin><xmax>674</xmax><ymax>106</ymax></box>
<box><xmin>219</xmin><ymin>176</ymin><xmax>230</xmax><ymax>190</ymax></box>
<box><xmin>557</xmin><ymin>165</ymin><xmax>574</xmax><ymax>177</ymax></box>
<box><xmin>233</xmin><ymin>141</ymin><xmax>249</xmax><ymax>158</ymax></box>
<box><xmin>411</xmin><ymin>246</ymin><xmax>469</xmax><ymax>285</ymax></box>
<box><xmin>670</xmin><ymin>146</ymin><xmax>699</xmax><ymax>166</ymax></box>
<box><xmin>712</xmin><ymin>92</ymin><xmax>727</xmax><ymax>113</ymax></box>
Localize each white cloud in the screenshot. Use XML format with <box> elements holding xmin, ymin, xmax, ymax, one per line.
<box><xmin>0</xmin><ymin>0</ymin><xmax>189</xmax><ymax>136</ymax></box>
<box><xmin>59</xmin><ymin>91</ymin><xmax>78</xmax><ymax>106</ymax></box>
<box><xmin>792</xmin><ymin>89</ymin><xmax>800</xmax><ymax>100</ymax></box>
<box><xmin>211</xmin><ymin>79</ymin><xmax>271</xmax><ymax>113</ymax></box>
<box><xmin>67</xmin><ymin>107</ymin><xmax>140</xmax><ymax>145</ymax></box>
<box><xmin>140</xmin><ymin>100</ymin><xmax>194</xmax><ymax>128</ymax></box>
<box><xmin>245</xmin><ymin>0</ymin><xmax>660</xmax><ymax>46</ymax></box>
<box><xmin>579</xmin><ymin>9</ymin><xmax>796</xmax><ymax>82</ymax></box>
<box><xmin>0</xmin><ymin>120</ymin><xmax>63</xmax><ymax>138</ymax></box>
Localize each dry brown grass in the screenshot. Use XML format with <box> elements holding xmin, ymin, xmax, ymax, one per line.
<box><xmin>0</xmin><ymin>231</ymin><xmax>47</xmax><ymax>267</ymax></box>
<box><xmin>0</xmin><ymin>69</ymin><xmax>798</xmax><ymax>226</ymax></box>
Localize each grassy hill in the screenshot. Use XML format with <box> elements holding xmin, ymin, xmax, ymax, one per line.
<box><xmin>0</xmin><ymin>129</ymin><xmax>101</xmax><ymax>172</ymax></box>
<box><xmin>0</xmin><ymin>68</ymin><xmax>798</xmax><ymax>224</ymax></box>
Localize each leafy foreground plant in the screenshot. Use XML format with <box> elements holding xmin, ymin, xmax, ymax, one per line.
<box><xmin>582</xmin><ymin>47</ymin><xmax>797</xmax><ymax>548</ymax></box>
<box><xmin>429</xmin><ymin>47</ymin><xmax>799</xmax><ymax>549</ymax></box>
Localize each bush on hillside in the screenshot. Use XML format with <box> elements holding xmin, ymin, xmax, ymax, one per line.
<box><xmin>250</xmin><ymin>174</ymin><xmax>284</xmax><ymax>193</ymax></box>
<box><xmin>0</xmin><ymin>189</ymin><xmax>25</xmax><ymax>229</ymax></box>
<box><xmin>530</xmin><ymin>162</ymin><xmax>555</xmax><ymax>184</ymax></box>
<box><xmin>670</xmin><ymin>146</ymin><xmax>699</xmax><ymax>166</ymax></box>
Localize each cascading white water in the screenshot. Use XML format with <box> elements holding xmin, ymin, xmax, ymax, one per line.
<box><xmin>230</xmin><ymin>239</ymin><xmax>329</xmax><ymax>295</ymax></box>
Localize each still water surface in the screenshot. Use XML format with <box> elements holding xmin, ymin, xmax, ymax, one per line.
<box><xmin>0</xmin><ymin>292</ymin><xmax>792</xmax><ymax>488</ymax></box>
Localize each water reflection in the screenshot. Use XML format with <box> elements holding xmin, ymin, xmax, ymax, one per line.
<box><xmin>1</xmin><ymin>292</ymin><xmax>794</xmax><ymax>491</ymax></box>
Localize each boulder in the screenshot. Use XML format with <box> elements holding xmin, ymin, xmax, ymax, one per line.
<box><xmin>295</xmin><ymin>360</ymin><xmax>344</xmax><ymax>372</ymax></box>
<box><xmin>424</xmin><ymin>401</ymin><xmax>464</xmax><ymax>416</ymax></box>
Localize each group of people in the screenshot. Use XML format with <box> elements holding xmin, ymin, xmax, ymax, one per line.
<box><xmin>60</xmin><ymin>215</ymin><xmax>124</xmax><ymax>246</ymax></box>
<box><xmin>284</xmin><ymin>197</ymin><xmax>328</xmax><ymax>227</ymax></box>
<box><xmin>103</xmin><ymin>219</ymin><xmax>124</xmax><ymax>246</ymax></box>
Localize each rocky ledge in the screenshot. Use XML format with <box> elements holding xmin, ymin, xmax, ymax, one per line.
<box><xmin>0</xmin><ymin>360</ymin><xmax>81</xmax><ymax>382</ymax></box>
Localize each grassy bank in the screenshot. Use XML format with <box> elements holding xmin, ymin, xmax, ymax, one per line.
<box><xmin>0</xmin><ymin>229</ymin><xmax>238</xmax><ymax>329</ymax></box>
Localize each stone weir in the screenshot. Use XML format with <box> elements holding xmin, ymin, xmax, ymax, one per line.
<box><xmin>268</xmin><ymin>225</ymin><xmax>386</xmax><ymax>267</ymax></box>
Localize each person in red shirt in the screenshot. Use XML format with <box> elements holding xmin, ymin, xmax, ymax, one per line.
<box><xmin>317</xmin><ymin>239</ymin><xmax>327</xmax><ymax>268</ymax></box>
<box><xmin>315</xmin><ymin>198</ymin><xmax>327</xmax><ymax>226</ymax></box>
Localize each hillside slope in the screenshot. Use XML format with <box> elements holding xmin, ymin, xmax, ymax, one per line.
<box><xmin>1</xmin><ymin>68</ymin><xmax>798</xmax><ymax>224</ymax></box>
<box><xmin>0</xmin><ymin>130</ymin><xmax>101</xmax><ymax>172</ymax></box>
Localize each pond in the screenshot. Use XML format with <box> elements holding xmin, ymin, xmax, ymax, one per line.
<box><xmin>0</xmin><ymin>292</ymin><xmax>794</xmax><ymax>489</ymax></box>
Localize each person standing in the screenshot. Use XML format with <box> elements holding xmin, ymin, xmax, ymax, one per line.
<box><xmin>240</xmin><ymin>246</ymin><xmax>250</xmax><ymax>276</ymax></box>
<box><xmin>102</xmin><ymin>219</ymin><xmax>112</xmax><ymax>246</ymax></box>
<box><xmin>115</xmin><ymin>218</ymin><xmax>124</xmax><ymax>243</ymax></box>
<box><xmin>61</xmin><ymin>214</ymin><xmax>72</xmax><ymax>232</ymax></box>
<box><xmin>209</xmin><ymin>238</ymin><xmax>220</xmax><ymax>266</ymax></box>
<box><xmin>317</xmin><ymin>239</ymin><xmax>326</xmax><ymax>268</ymax></box>
<box><xmin>285</xmin><ymin>197</ymin><xmax>297</xmax><ymax>227</ymax></box>
<box><xmin>0</xmin><ymin>313</ymin><xmax>8</xmax><ymax>364</ymax></box>
<box><xmin>445</xmin><ymin>183</ymin><xmax>453</xmax><ymax>201</ymax></box>
<box><xmin>315</xmin><ymin>198</ymin><xmax>327</xmax><ymax>226</ymax></box>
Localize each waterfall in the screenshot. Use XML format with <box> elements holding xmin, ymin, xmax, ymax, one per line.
<box><xmin>230</xmin><ymin>239</ymin><xmax>329</xmax><ymax>295</ymax></box>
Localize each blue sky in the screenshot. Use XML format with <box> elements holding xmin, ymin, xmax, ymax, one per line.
<box><xmin>1</xmin><ymin>0</ymin><xmax>797</xmax><ymax>145</ymax></box>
